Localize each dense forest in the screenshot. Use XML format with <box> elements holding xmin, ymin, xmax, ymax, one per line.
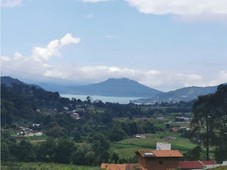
<box><xmin>1</xmin><ymin>79</ymin><xmax>227</xmax><ymax>165</ymax></box>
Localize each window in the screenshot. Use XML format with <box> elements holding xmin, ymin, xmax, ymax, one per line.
<box><xmin>159</xmin><ymin>160</ymin><xmax>163</xmax><ymax>165</ymax></box>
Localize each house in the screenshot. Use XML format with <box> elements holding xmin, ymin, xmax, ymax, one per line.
<box><xmin>136</xmin><ymin>150</ymin><xmax>183</xmax><ymax>170</ymax></box>
<box><xmin>32</xmin><ymin>123</ymin><xmax>40</xmax><ymax>127</ymax></box>
<box><xmin>100</xmin><ymin>143</ymin><xmax>183</xmax><ymax>170</ymax></box>
<box><xmin>134</xmin><ymin>134</ymin><xmax>146</xmax><ymax>138</ymax></box>
<box><xmin>178</xmin><ymin>160</ymin><xmax>216</xmax><ymax>170</ymax></box>
<box><xmin>70</xmin><ymin>112</ymin><xmax>80</xmax><ymax>120</ymax></box>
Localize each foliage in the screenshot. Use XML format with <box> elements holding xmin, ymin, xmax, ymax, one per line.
<box><xmin>184</xmin><ymin>145</ymin><xmax>202</xmax><ymax>160</ymax></box>
<box><xmin>1</xmin><ymin>79</ymin><xmax>196</xmax><ymax>166</ymax></box>
<box><xmin>191</xmin><ymin>84</ymin><xmax>227</xmax><ymax>162</ymax></box>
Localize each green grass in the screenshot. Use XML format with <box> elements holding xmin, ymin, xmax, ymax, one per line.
<box><xmin>211</xmin><ymin>166</ymin><xmax>227</xmax><ymax>170</ymax></box>
<box><xmin>1</xmin><ymin>162</ymin><xmax>99</xmax><ymax>170</ymax></box>
<box><xmin>110</xmin><ymin>132</ymin><xmax>196</xmax><ymax>159</ymax></box>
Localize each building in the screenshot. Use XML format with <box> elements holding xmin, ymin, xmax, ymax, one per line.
<box><xmin>136</xmin><ymin>150</ymin><xmax>183</xmax><ymax>170</ymax></box>
<box><xmin>156</xmin><ymin>142</ymin><xmax>171</xmax><ymax>150</ymax></box>
<box><xmin>101</xmin><ymin>143</ymin><xmax>184</xmax><ymax>170</ymax></box>
<box><xmin>178</xmin><ymin>160</ymin><xmax>216</xmax><ymax>170</ymax></box>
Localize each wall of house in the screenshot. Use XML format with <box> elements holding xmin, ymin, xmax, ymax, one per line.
<box><xmin>139</xmin><ymin>157</ymin><xmax>180</xmax><ymax>170</ymax></box>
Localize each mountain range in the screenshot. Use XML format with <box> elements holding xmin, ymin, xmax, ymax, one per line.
<box><xmin>133</xmin><ymin>85</ymin><xmax>217</xmax><ymax>104</ymax></box>
<box><xmin>1</xmin><ymin>76</ymin><xmax>221</xmax><ymax>103</ymax></box>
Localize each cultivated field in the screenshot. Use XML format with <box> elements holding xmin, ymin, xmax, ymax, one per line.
<box><xmin>111</xmin><ymin>132</ymin><xmax>196</xmax><ymax>159</ymax></box>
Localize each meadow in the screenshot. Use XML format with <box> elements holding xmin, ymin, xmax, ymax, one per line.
<box><xmin>110</xmin><ymin>132</ymin><xmax>196</xmax><ymax>159</ymax></box>
<box><xmin>1</xmin><ymin>162</ymin><xmax>99</xmax><ymax>170</ymax></box>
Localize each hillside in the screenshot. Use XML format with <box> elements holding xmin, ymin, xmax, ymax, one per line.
<box><xmin>1</xmin><ymin>76</ymin><xmax>41</xmax><ymax>89</ymax></box>
<box><xmin>69</xmin><ymin>78</ymin><xmax>163</xmax><ymax>97</ymax></box>
<box><xmin>1</xmin><ymin>76</ymin><xmax>26</xmax><ymax>87</ymax></box>
<box><xmin>133</xmin><ymin>85</ymin><xmax>218</xmax><ymax>103</ymax></box>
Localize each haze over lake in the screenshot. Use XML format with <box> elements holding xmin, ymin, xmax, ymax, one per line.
<box><xmin>61</xmin><ymin>94</ymin><xmax>140</xmax><ymax>104</ymax></box>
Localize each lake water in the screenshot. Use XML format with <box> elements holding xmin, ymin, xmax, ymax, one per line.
<box><xmin>60</xmin><ymin>94</ymin><xmax>140</xmax><ymax>104</ymax></box>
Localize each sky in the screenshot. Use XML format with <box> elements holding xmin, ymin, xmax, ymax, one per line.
<box><xmin>1</xmin><ymin>0</ymin><xmax>227</xmax><ymax>91</ymax></box>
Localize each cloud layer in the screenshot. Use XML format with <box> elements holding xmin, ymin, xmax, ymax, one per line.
<box><xmin>126</xmin><ymin>0</ymin><xmax>227</xmax><ymax>18</ymax></box>
<box><xmin>1</xmin><ymin>34</ymin><xmax>226</xmax><ymax>91</ymax></box>
<box><xmin>1</xmin><ymin>0</ymin><xmax>22</xmax><ymax>8</ymax></box>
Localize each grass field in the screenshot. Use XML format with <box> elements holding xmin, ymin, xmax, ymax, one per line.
<box><xmin>1</xmin><ymin>162</ymin><xmax>99</xmax><ymax>170</ymax></box>
<box><xmin>110</xmin><ymin>132</ymin><xmax>196</xmax><ymax>159</ymax></box>
<box><xmin>211</xmin><ymin>166</ymin><xmax>227</xmax><ymax>170</ymax></box>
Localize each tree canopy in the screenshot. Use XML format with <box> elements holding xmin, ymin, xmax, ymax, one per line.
<box><xmin>191</xmin><ymin>84</ymin><xmax>227</xmax><ymax>162</ymax></box>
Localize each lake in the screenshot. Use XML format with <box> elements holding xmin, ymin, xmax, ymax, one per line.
<box><xmin>60</xmin><ymin>94</ymin><xmax>140</xmax><ymax>104</ymax></box>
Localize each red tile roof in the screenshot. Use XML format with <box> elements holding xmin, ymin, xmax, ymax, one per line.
<box><xmin>178</xmin><ymin>161</ymin><xmax>204</xmax><ymax>169</ymax></box>
<box><xmin>136</xmin><ymin>150</ymin><xmax>183</xmax><ymax>158</ymax></box>
<box><xmin>201</xmin><ymin>160</ymin><xmax>216</xmax><ymax>165</ymax></box>
<box><xmin>178</xmin><ymin>160</ymin><xmax>216</xmax><ymax>169</ymax></box>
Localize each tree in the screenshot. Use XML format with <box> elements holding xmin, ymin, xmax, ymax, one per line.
<box><xmin>110</xmin><ymin>152</ymin><xmax>119</xmax><ymax>163</ymax></box>
<box><xmin>17</xmin><ymin>140</ymin><xmax>35</xmax><ymax>161</ymax></box>
<box><xmin>1</xmin><ymin>100</ymin><xmax>14</xmax><ymax>126</ymax></box>
<box><xmin>109</xmin><ymin>127</ymin><xmax>127</xmax><ymax>142</ymax></box>
<box><xmin>53</xmin><ymin>138</ymin><xmax>75</xmax><ymax>163</ymax></box>
<box><xmin>185</xmin><ymin>146</ymin><xmax>202</xmax><ymax>160</ymax></box>
<box><xmin>191</xmin><ymin>84</ymin><xmax>227</xmax><ymax>162</ymax></box>
<box><xmin>72</xmin><ymin>142</ymin><xmax>92</xmax><ymax>165</ymax></box>
<box><xmin>36</xmin><ymin>138</ymin><xmax>57</xmax><ymax>162</ymax></box>
<box><xmin>45</xmin><ymin>125</ymin><xmax>67</xmax><ymax>138</ymax></box>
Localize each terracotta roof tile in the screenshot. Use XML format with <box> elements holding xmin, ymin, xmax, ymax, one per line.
<box><xmin>201</xmin><ymin>160</ymin><xmax>216</xmax><ymax>165</ymax></box>
<box><xmin>136</xmin><ymin>150</ymin><xmax>183</xmax><ymax>158</ymax></box>
<box><xmin>179</xmin><ymin>161</ymin><xmax>204</xmax><ymax>169</ymax></box>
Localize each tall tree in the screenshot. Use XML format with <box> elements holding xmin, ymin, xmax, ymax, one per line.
<box><xmin>191</xmin><ymin>84</ymin><xmax>227</xmax><ymax>162</ymax></box>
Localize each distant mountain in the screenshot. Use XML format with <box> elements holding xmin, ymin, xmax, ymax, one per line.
<box><xmin>35</xmin><ymin>82</ymin><xmax>70</xmax><ymax>93</ymax></box>
<box><xmin>133</xmin><ymin>85</ymin><xmax>218</xmax><ymax>104</ymax></box>
<box><xmin>1</xmin><ymin>76</ymin><xmax>41</xmax><ymax>89</ymax></box>
<box><xmin>2</xmin><ymin>76</ymin><xmax>223</xmax><ymax>103</ymax></box>
<box><xmin>69</xmin><ymin>78</ymin><xmax>163</xmax><ymax>97</ymax></box>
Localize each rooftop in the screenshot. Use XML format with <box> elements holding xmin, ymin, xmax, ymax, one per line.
<box><xmin>136</xmin><ymin>150</ymin><xmax>183</xmax><ymax>158</ymax></box>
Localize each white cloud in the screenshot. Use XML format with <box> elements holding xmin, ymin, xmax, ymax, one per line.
<box><xmin>1</xmin><ymin>33</ymin><xmax>80</xmax><ymax>79</ymax></box>
<box><xmin>0</xmin><ymin>56</ymin><xmax>11</xmax><ymax>62</ymax></box>
<box><xmin>1</xmin><ymin>34</ymin><xmax>226</xmax><ymax>91</ymax></box>
<box><xmin>208</xmin><ymin>70</ymin><xmax>227</xmax><ymax>86</ymax></box>
<box><xmin>60</xmin><ymin>33</ymin><xmax>80</xmax><ymax>46</ymax></box>
<box><xmin>32</xmin><ymin>33</ymin><xmax>80</xmax><ymax>62</ymax></box>
<box><xmin>126</xmin><ymin>0</ymin><xmax>227</xmax><ymax>19</ymax></box>
<box><xmin>2</xmin><ymin>51</ymin><xmax>226</xmax><ymax>91</ymax></box>
<box><xmin>41</xmin><ymin>65</ymin><xmax>211</xmax><ymax>91</ymax></box>
<box><xmin>1</xmin><ymin>0</ymin><xmax>22</xmax><ymax>8</ymax></box>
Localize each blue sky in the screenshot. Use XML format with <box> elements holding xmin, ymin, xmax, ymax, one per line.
<box><xmin>1</xmin><ymin>0</ymin><xmax>227</xmax><ymax>91</ymax></box>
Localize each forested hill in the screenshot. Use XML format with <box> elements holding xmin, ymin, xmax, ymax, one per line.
<box><xmin>69</xmin><ymin>78</ymin><xmax>163</xmax><ymax>97</ymax></box>
<box><xmin>1</xmin><ymin>76</ymin><xmax>41</xmax><ymax>89</ymax></box>
<box><xmin>1</xmin><ymin>76</ymin><xmax>26</xmax><ymax>87</ymax></box>
<box><xmin>1</xmin><ymin>76</ymin><xmax>64</xmax><ymax>125</ymax></box>
<box><xmin>134</xmin><ymin>85</ymin><xmax>218</xmax><ymax>103</ymax></box>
